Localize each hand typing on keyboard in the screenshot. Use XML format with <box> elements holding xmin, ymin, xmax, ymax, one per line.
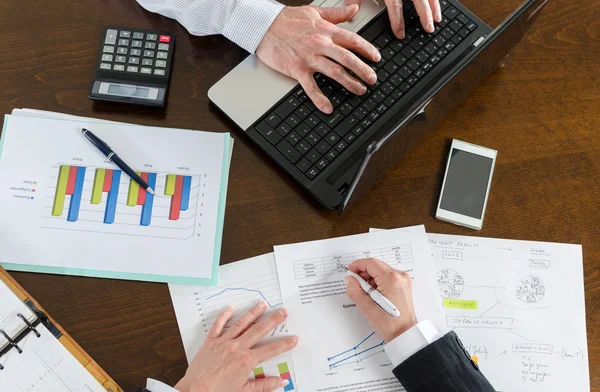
<box><xmin>257</xmin><ymin>5</ymin><xmax>381</xmax><ymax>114</ymax></box>
<box><xmin>347</xmin><ymin>0</ymin><xmax>442</xmax><ymax>37</ymax></box>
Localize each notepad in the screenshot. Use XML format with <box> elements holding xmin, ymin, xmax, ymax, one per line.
<box><xmin>0</xmin><ymin>266</ymin><xmax>122</xmax><ymax>391</ymax></box>
<box><xmin>0</xmin><ymin>109</ymin><xmax>233</xmax><ymax>285</ymax></box>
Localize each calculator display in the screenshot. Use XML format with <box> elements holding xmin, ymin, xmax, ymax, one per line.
<box><xmin>108</xmin><ymin>84</ymin><xmax>150</xmax><ymax>98</ymax></box>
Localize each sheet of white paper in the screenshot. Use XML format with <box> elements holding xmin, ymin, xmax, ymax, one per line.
<box><xmin>274</xmin><ymin>225</ymin><xmax>446</xmax><ymax>392</ymax></box>
<box><xmin>371</xmin><ymin>228</ymin><xmax>589</xmax><ymax>392</ymax></box>
<box><xmin>168</xmin><ymin>253</ymin><xmax>298</xmax><ymax>391</ymax></box>
<box><xmin>0</xmin><ymin>325</ymin><xmax>106</xmax><ymax>392</ymax></box>
<box><xmin>0</xmin><ymin>114</ymin><xmax>230</xmax><ymax>283</ymax></box>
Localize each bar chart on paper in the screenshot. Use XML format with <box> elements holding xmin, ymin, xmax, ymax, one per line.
<box><xmin>45</xmin><ymin>163</ymin><xmax>201</xmax><ymax>240</ymax></box>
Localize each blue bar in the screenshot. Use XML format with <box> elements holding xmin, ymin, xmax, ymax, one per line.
<box><xmin>284</xmin><ymin>378</ymin><xmax>294</xmax><ymax>392</ymax></box>
<box><xmin>140</xmin><ymin>173</ymin><xmax>157</xmax><ymax>226</ymax></box>
<box><xmin>104</xmin><ymin>170</ymin><xmax>121</xmax><ymax>224</ymax></box>
<box><xmin>67</xmin><ymin>166</ymin><xmax>86</xmax><ymax>222</ymax></box>
<box><xmin>180</xmin><ymin>175</ymin><xmax>192</xmax><ymax>211</ymax></box>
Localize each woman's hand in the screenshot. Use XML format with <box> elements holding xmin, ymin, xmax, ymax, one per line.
<box><xmin>345</xmin><ymin>258</ymin><xmax>418</xmax><ymax>342</ymax></box>
<box><xmin>257</xmin><ymin>5</ymin><xmax>380</xmax><ymax>114</ymax></box>
<box><xmin>175</xmin><ymin>302</ymin><xmax>299</xmax><ymax>392</ymax></box>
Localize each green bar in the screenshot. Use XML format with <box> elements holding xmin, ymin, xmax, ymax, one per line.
<box><xmin>253</xmin><ymin>367</ymin><xmax>264</xmax><ymax>376</ymax></box>
<box><xmin>127</xmin><ymin>172</ymin><xmax>140</xmax><ymax>206</ymax></box>
<box><xmin>91</xmin><ymin>169</ymin><xmax>105</xmax><ymax>204</ymax></box>
<box><xmin>52</xmin><ymin>165</ymin><xmax>70</xmax><ymax>216</ymax></box>
<box><xmin>164</xmin><ymin>174</ymin><xmax>176</xmax><ymax>196</ymax></box>
<box><xmin>277</xmin><ymin>362</ymin><xmax>289</xmax><ymax>373</ymax></box>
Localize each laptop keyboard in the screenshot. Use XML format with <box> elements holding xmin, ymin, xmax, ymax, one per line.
<box><xmin>254</xmin><ymin>0</ymin><xmax>477</xmax><ymax>180</ymax></box>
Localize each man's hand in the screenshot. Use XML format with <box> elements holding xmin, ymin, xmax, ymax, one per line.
<box><xmin>175</xmin><ymin>302</ymin><xmax>299</xmax><ymax>392</ymax></box>
<box><xmin>346</xmin><ymin>0</ymin><xmax>442</xmax><ymax>37</ymax></box>
<box><xmin>257</xmin><ymin>5</ymin><xmax>381</xmax><ymax>114</ymax></box>
<box><xmin>345</xmin><ymin>258</ymin><xmax>418</xmax><ymax>342</ymax></box>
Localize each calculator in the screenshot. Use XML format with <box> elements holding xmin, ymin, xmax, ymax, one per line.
<box><xmin>89</xmin><ymin>27</ymin><xmax>175</xmax><ymax>107</ymax></box>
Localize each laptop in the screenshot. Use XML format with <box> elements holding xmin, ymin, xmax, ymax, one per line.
<box><xmin>209</xmin><ymin>0</ymin><xmax>546</xmax><ymax>211</ymax></box>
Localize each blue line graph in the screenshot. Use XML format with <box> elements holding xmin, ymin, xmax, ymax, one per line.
<box><xmin>205</xmin><ymin>288</ymin><xmax>283</xmax><ymax>308</ymax></box>
<box><xmin>327</xmin><ymin>332</ymin><xmax>385</xmax><ymax>368</ymax></box>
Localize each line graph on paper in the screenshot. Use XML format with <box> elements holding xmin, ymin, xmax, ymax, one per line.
<box><xmin>193</xmin><ymin>272</ymin><xmax>288</xmax><ymax>337</ymax></box>
<box><xmin>325</xmin><ymin>331</ymin><xmax>388</xmax><ymax>370</ymax></box>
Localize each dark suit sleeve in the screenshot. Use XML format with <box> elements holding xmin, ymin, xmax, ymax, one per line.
<box><xmin>135</xmin><ymin>388</ymin><xmax>150</xmax><ymax>392</ymax></box>
<box><xmin>392</xmin><ymin>331</ymin><xmax>496</xmax><ymax>392</ymax></box>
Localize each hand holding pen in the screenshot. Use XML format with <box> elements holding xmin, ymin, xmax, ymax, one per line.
<box><xmin>343</xmin><ymin>258</ymin><xmax>419</xmax><ymax>343</ymax></box>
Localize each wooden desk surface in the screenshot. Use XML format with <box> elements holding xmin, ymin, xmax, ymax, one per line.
<box><xmin>0</xmin><ymin>0</ymin><xmax>598</xmax><ymax>390</ymax></box>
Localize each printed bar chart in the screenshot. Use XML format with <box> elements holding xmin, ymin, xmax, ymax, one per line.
<box><xmin>91</xmin><ymin>168</ymin><xmax>105</xmax><ymax>204</ymax></box>
<box><xmin>48</xmin><ymin>165</ymin><xmax>200</xmax><ymax>236</ymax></box>
<box><xmin>277</xmin><ymin>362</ymin><xmax>294</xmax><ymax>391</ymax></box>
<box><xmin>253</xmin><ymin>367</ymin><xmax>265</xmax><ymax>379</ymax></box>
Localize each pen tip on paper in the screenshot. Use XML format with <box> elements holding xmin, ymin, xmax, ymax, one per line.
<box><xmin>147</xmin><ymin>187</ymin><xmax>155</xmax><ymax>195</ymax></box>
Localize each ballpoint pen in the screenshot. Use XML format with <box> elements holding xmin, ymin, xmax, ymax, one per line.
<box><xmin>340</xmin><ymin>262</ymin><xmax>400</xmax><ymax>318</ymax></box>
<box><xmin>81</xmin><ymin>128</ymin><xmax>155</xmax><ymax>195</ymax></box>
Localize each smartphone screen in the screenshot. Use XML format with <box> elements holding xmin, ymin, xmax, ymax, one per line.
<box><xmin>439</xmin><ymin>149</ymin><xmax>494</xmax><ymax>219</ymax></box>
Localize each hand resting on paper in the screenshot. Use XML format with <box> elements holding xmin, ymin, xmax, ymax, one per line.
<box><xmin>174</xmin><ymin>302</ymin><xmax>298</xmax><ymax>392</ymax></box>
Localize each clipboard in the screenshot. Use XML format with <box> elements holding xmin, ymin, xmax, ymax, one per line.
<box><xmin>0</xmin><ymin>265</ymin><xmax>123</xmax><ymax>392</ymax></box>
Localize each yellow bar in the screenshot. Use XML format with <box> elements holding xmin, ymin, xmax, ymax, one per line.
<box><xmin>164</xmin><ymin>174</ymin><xmax>176</xmax><ymax>196</ymax></box>
<box><xmin>127</xmin><ymin>172</ymin><xmax>140</xmax><ymax>206</ymax></box>
<box><xmin>91</xmin><ymin>169</ymin><xmax>106</xmax><ymax>204</ymax></box>
<box><xmin>253</xmin><ymin>367</ymin><xmax>264</xmax><ymax>376</ymax></box>
<box><xmin>52</xmin><ymin>165</ymin><xmax>70</xmax><ymax>216</ymax></box>
<box><xmin>471</xmin><ymin>356</ymin><xmax>479</xmax><ymax>365</ymax></box>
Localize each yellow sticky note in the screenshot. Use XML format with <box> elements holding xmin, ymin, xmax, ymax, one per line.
<box><xmin>443</xmin><ymin>298</ymin><xmax>478</xmax><ymax>310</ymax></box>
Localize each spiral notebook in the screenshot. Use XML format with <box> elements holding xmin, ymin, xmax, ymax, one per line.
<box><xmin>0</xmin><ymin>266</ymin><xmax>122</xmax><ymax>391</ymax></box>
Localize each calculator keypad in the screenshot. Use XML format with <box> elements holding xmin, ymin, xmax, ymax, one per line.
<box><xmin>99</xmin><ymin>28</ymin><xmax>172</xmax><ymax>76</ymax></box>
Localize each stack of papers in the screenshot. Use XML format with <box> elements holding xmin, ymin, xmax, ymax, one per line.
<box><xmin>169</xmin><ymin>225</ymin><xmax>590</xmax><ymax>392</ymax></box>
<box><xmin>0</xmin><ymin>109</ymin><xmax>232</xmax><ymax>285</ymax></box>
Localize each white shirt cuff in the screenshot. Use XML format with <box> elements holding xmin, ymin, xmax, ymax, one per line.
<box><xmin>146</xmin><ymin>378</ymin><xmax>178</xmax><ymax>392</ymax></box>
<box><xmin>222</xmin><ymin>0</ymin><xmax>285</xmax><ymax>53</ymax></box>
<box><xmin>384</xmin><ymin>320</ymin><xmax>444</xmax><ymax>367</ymax></box>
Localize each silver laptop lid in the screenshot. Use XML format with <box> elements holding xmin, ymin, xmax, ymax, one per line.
<box><xmin>208</xmin><ymin>0</ymin><xmax>386</xmax><ymax>131</ymax></box>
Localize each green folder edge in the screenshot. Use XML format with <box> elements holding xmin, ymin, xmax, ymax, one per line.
<box><xmin>0</xmin><ymin>114</ymin><xmax>229</xmax><ymax>286</ymax></box>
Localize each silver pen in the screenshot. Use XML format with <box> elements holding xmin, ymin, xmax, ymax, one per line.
<box><xmin>340</xmin><ymin>262</ymin><xmax>400</xmax><ymax>318</ymax></box>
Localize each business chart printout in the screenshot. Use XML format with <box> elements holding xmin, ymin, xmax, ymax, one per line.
<box><xmin>274</xmin><ymin>225</ymin><xmax>446</xmax><ymax>392</ymax></box>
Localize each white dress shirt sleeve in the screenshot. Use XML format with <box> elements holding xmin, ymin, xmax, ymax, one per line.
<box><xmin>384</xmin><ymin>320</ymin><xmax>444</xmax><ymax>367</ymax></box>
<box><xmin>136</xmin><ymin>0</ymin><xmax>285</xmax><ymax>53</ymax></box>
<box><xmin>146</xmin><ymin>378</ymin><xmax>178</xmax><ymax>392</ymax></box>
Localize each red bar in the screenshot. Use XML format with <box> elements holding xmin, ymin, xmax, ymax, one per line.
<box><xmin>159</xmin><ymin>35</ymin><xmax>171</xmax><ymax>43</ymax></box>
<box><xmin>66</xmin><ymin>166</ymin><xmax>78</xmax><ymax>195</ymax></box>
<box><xmin>280</xmin><ymin>372</ymin><xmax>291</xmax><ymax>379</ymax></box>
<box><xmin>137</xmin><ymin>172</ymin><xmax>148</xmax><ymax>205</ymax></box>
<box><xmin>103</xmin><ymin>169</ymin><xmax>113</xmax><ymax>192</ymax></box>
<box><xmin>255</xmin><ymin>373</ymin><xmax>265</xmax><ymax>379</ymax></box>
<box><xmin>169</xmin><ymin>175</ymin><xmax>184</xmax><ymax>220</ymax></box>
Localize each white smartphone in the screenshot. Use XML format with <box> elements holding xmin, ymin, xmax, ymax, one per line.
<box><xmin>435</xmin><ymin>139</ymin><xmax>497</xmax><ymax>230</ymax></box>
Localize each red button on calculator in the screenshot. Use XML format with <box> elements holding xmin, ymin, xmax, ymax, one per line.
<box><xmin>159</xmin><ymin>35</ymin><xmax>171</xmax><ymax>43</ymax></box>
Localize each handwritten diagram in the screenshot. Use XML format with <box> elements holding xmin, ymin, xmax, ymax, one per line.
<box><xmin>427</xmin><ymin>234</ymin><xmax>588</xmax><ymax>392</ymax></box>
